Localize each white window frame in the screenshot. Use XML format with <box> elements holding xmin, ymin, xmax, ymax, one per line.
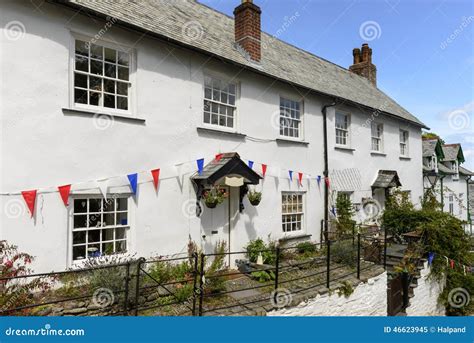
<box><xmin>202</xmin><ymin>74</ymin><xmax>238</xmax><ymax>131</ymax></box>
<box><xmin>452</xmin><ymin>161</ymin><xmax>459</xmax><ymax>180</ymax></box>
<box><xmin>448</xmin><ymin>194</ymin><xmax>454</xmax><ymax>214</ymax></box>
<box><xmin>281</xmin><ymin>192</ymin><xmax>305</xmax><ymax>234</ymax></box>
<box><xmin>69</xmin><ymin>32</ymin><xmax>136</xmax><ymax>117</ymax></box>
<box><xmin>459</xmin><ymin>193</ymin><xmax>464</xmax><ymax>216</ymax></box>
<box><xmin>399</xmin><ymin>129</ymin><xmax>409</xmax><ymax>157</ymax></box>
<box><xmin>431</xmin><ymin>154</ymin><xmax>438</xmax><ymax>173</ymax></box>
<box><xmin>335</xmin><ymin>111</ymin><xmax>351</xmax><ymax>147</ymax></box>
<box><xmin>371</xmin><ymin>122</ymin><xmax>384</xmax><ymax>152</ymax></box>
<box><xmin>279</xmin><ymin>96</ymin><xmax>304</xmax><ymax>140</ymax></box>
<box><xmin>68</xmin><ymin>194</ymin><xmax>133</xmax><ymax>266</ymax></box>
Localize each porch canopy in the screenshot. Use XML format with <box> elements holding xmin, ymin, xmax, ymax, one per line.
<box><xmin>371</xmin><ymin>170</ymin><xmax>402</xmax><ymax>189</ymax></box>
<box><xmin>192</xmin><ymin>152</ymin><xmax>262</xmax><ymax>187</ymax></box>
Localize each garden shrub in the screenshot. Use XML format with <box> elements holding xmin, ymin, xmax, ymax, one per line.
<box><xmin>330</xmin><ymin>240</ymin><xmax>356</xmax><ymax>267</ymax></box>
<box><xmin>334</xmin><ymin>193</ymin><xmax>356</xmax><ymax>238</ymax></box>
<box><xmin>245</xmin><ymin>237</ymin><xmax>277</xmax><ymax>265</ymax></box>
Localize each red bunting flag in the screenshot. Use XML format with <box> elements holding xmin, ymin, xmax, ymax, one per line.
<box><xmin>215</xmin><ymin>153</ymin><xmax>223</xmax><ymax>162</ymax></box>
<box><xmin>298</xmin><ymin>172</ymin><xmax>303</xmax><ymax>185</ymax></box>
<box><xmin>151</xmin><ymin>169</ymin><xmax>160</xmax><ymax>190</ymax></box>
<box><xmin>58</xmin><ymin>185</ymin><xmax>71</xmax><ymax>206</ymax></box>
<box><xmin>450</xmin><ymin>259</ymin><xmax>455</xmax><ymax>269</ymax></box>
<box><xmin>21</xmin><ymin>190</ymin><xmax>37</xmax><ymax>218</ymax></box>
<box><xmin>261</xmin><ymin>164</ymin><xmax>267</xmax><ymax>177</ymax></box>
<box><xmin>325</xmin><ymin>177</ymin><xmax>330</xmax><ymax>188</ymax></box>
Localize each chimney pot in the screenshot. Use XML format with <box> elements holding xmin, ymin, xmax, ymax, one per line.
<box><xmin>234</xmin><ymin>0</ymin><xmax>261</xmax><ymax>62</ymax></box>
<box><xmin>349</xmin><ymin>43</ymin><xmax>377</xmax><ymax>86</ymax></box>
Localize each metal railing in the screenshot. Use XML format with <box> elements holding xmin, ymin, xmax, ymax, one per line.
<box><xmin>1</xmin><ymin>233</ymin><xmax>387</xmax><ymax>316</ymax></box>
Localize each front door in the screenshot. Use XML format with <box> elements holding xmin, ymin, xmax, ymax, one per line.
<box><xmin>200</xmin><ymin>186</ymin><xmax>230</xmax><ymax>255</ymax></box>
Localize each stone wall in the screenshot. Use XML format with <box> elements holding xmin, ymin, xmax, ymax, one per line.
<box><xmin>268</xmin><ymin>272</ymin><xmax>387</xmax><ymax>316</ymax></box>
<box><xmin>406</xmin><ymin>262</ymin><xmax>445</xmax><ymax>316</ymax></box>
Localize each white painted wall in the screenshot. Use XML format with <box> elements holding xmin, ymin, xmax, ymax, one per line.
<box><xmin>406</xmin><ymin>262</ymin><xmax>445</xmax><ymax>316</ymax></box>
<box><xmin>327</xmin><ymin>104</ymin><xmax>424</xmax><ymax>221</ymax></box>
<box><xmin>268</xmin><ymin>272</ymin><xmax>387</xmax><ymax>316</ymax></box>
<box><xmin>0</xmin><ymin>2</ymin><xmax>423</xmax><ymax>272</ymax></box>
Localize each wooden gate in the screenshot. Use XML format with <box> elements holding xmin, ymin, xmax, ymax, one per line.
<box><xmin>387</xmin><ymin>274</ymin><xmax>403</xmax><ymax>316</ymax></box>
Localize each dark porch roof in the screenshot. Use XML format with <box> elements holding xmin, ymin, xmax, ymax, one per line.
<box><xmin>372</xmin><ymin>170</ymin><xmax>402</xmax><ymax>189</ymax></box>
<box><xmin>192</xmin><ymin>152</ymin><xmax>261</xmax><ymax>186</ymax></box>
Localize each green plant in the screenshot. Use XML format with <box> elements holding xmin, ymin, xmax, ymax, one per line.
<box><xmin>335</xmin><ymin>193</ymin><xmax>355</xmax><ymax>238</ymax></box>
<box><xmin>0</xmin><ymin>240</ymin><xmax>52</xmax><ymax>315</ymax></box>
<box><xmin>296</xmin><ymin>242</ymin><xmax>316</xmax><ymax>255</ymax></box>
<box><xmin>250</xmin><ymin>270</ymin><xmax>275</xmax><ymax>283</ymax></box>
<box><xmin>336</xmin><ymin>281</ymin><xmax>354</xmax><ymax>298</ymax></box>
<box><xmin>330</xmin><ymin>240</ymin><xmax>356</xmax><ymax>267</ymax></box>
<box><xmin>245</xmin><ymin>237</ymin><xmax>277</xmax><ymax>265</ymax></box>
<box><xmin>204</xmin><ymin>240</ymin><xmax>227</xmax><ymax>294</ymax></box>
<box><xmin>202</xmin><ymin>186</ymin><xmax>228</xmax><ymax>207</ymax></box>
<box><xmin>247</xmin><ymin>190</ymin><xmax>262</xmax><ymax>205</ymax></box>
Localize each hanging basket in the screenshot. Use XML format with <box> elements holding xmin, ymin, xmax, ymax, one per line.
<box><xmin>205</xmin><ymin>199</ymin><xmax>219</xmax><ymax>208</ymax></box>
<box><xmin>249</xmin><ymin>198</ymin><xmax>261</xmax><ymax>206</ymax></box>
<box><xmin>247</xmin><ymin>191</ymin><xmax>262</xmax><ymax>207</ymax></box>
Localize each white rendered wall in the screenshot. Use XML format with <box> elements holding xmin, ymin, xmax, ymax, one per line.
<box><xmin>406</xmin><ymin>262</ymin><xmax>445</xmax><ymax>316</ymax></box>
<box><xmin>268</xmin><ymin>272</ymin><xmax>387</xmax><ymax>316</ymax></box>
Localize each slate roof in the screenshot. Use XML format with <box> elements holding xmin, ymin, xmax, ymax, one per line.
<box><xmin>422</xmin><ymin>139</ymin><xmax>438</xmax><ymax>157</ymax></box>
<box><xmin>441</xmin><ymin>144</ymin><xmax>460</xmax><ymax>161</ymax></box>
<box><xmin>63</xmin><ymin>0</ymin><xmax>427</xmax><ymax>128</ymax></box>
<box><xmin>459</xmin><ymin>166</ymin><xmax>473</xmax><ymax>176</ymax></box>
<box><xmin>372</xmin><ymin>170</ymin><xmax>402</xmax><ymax>188</ymax></box>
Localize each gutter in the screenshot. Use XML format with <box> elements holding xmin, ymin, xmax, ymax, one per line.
<box><xmin>321</xmin><ymin>100</ymin><xmax>338</xmax><ymax>241</ymax></box>
<box><xmin>52</xmin><ymin>1</ymin><xmax>429</xmax><ymax>130</ymax></box>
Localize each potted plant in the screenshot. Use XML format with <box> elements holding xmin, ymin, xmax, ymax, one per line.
<box><xmin>202</xmin><ymin>186</ymin><xmax>228</xmax><ymax>208</ymax></box>
<box><xmin>247</xmin><ymin>190</ymin><xmax>262</xmax><ymax>206</ymax></box>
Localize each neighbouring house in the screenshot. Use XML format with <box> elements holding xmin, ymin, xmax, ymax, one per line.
<box><xmin>0</xmin><ymin>0</ymin><xmax>426</xmax><ymax>272</ymax></box>
<box><xmin>422</xmin><ymin>138</ymin><xmax>473</xmax><ymax>230</ymax></box>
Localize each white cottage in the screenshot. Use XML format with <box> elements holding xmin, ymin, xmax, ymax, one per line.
<box><xmin>0</xmin><ymin>0</ymin><xmax>426</xmax><ymax>272</ymax></box>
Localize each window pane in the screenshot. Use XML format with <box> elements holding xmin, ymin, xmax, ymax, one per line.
<box><xmin>75</xmin><ymin>55</ymin><xmax>88</xmax><ymax>72</ymax></box>
<box><xmin>88</xmin><ymin>229</ymin><xmax>100</xmax><ymax>243</ymax></box>
<box><xmin>103</xmin><ymin>212</ymin><xmax>115</xmax><ymax>226</ymax></box>
<box><xmin>116</xmin><ymin>212</ymin><xmax>128</xmax><ymax>226</ymax></box>
<box><xmin>73</xmin><ymin>215</ymin><xmax>87</xmax><ymax>229</ymax></box>
<box><xmin>74</xmin><ymin>88</ymin><xmax>88</xmax><ymax>104</ymax></box>
<box><xmin>104</xmin><ymin>63</ymin><xmax>116</xmax><ymax>78</ymax></box>
<box><xmin>117</xmin><ymin>198</ymin><xmax>128</xmax><ymax>211</ymax></box>
<box><xmin>102</xmin><ymin>242</ymin><xmax>114</xmax><ymax>255</ymax></box>
<box><xmin>116</xmin><ymin>240</ymin><xmax>127</xmax><ymax>253</ymax></box>
<box><xmin>102</xmin><ymin>228</ymin><xmax>114</xmax><ymax>241</ymax></box>
<box><xmin>116</xmin><ymin>227</ymin><xmax>126</xmax><ymax>239</ymax></box>
<box><xmin>104</xmin><ymin>79</ymin><xmax>115</xmax><ymax>93</ymax></box>
<box><xmin>90</xmin><ymin>44</ymin><xmax>103</xmax><ymax>60</ymax></box>
<box><xmin>73</xmin><ymin>246</ymin><xmax>86</xmax><ymax>260</ymax></box>
<box><xmin>104</xmin><ymin>94</ymin><xmax>115</xmax><ymax>109</ymax></box>
<box><xmin>89</xmin><ymin>213</ymin><xmax>100</xmax><ymax>228</ymax></box>
<box><xmin>118</xmin><ymin>66</ymin><xmax>129</xmax><ymax>81</ymax></box>
<box><xmin>74</xmin><ymin>199</ymin><xmax>87</xmax><ymax>213</ymax></box>
<box><xmin>117</xmin><ymin>51</ymin><xmax>129</xmax><ymax>66</ymax></box>
<box><xmin>117</xmin><ymin>96</ymin><xmax>128</xmax><ymax>110</ymax></box>
<box><xmin>91</xmin><ymin>60</ymin><xmax>103</xmax><ymax>76</ymax></box>
<box><xmin>104</xmin><ymin>48</ymin><xmax>116</xmax><ymax>63</ymax></box>
<box><xmin>89</xmin><ymin>198</ymin><xmax>101</xmax><ymax>212</ymax></box>
<box><xmin>73</xmin><ymin>231</ymin><xmax>86</xmax><ymax>244</ymax></box>
<box><xmin>74</xmin><ymin>73</ymin><xmax>87</xmax><ymax>88</ymax></box>
<box><xmin>90</xmin><ymin>76</ymin><xmax>102</xmax><ymax>92</ymax></box>
<box><xmin>89</xmin><ymin>92</ymin><xmax>101</xmax><ymax>106</ymax></box>
<box><xmin>117</xmin><ymin>82</ymin><xmax>128</xmax><ymax>96</ymax></box>
<box><xmin>75</xmin><ymin>40</ymin><xmax>89</xmax><ymax>56</ymax></box>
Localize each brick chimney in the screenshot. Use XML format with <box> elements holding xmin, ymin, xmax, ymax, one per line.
<box><xmin>234</xmin><ymin>0</ymin><xmax>261</xmax><ymax>62</ymax></box>
<box><xmin>349</xmin><ymin>43</ymin><xmax>377</xmax><ymax>86</ymax></box>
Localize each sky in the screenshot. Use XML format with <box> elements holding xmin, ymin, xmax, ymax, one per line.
<box><xmin>199</xmin><ymin>0</ymin><xmax>474</xmax><ymax>169</ymax></box>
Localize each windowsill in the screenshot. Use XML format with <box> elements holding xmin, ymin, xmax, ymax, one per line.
<box><xmin>399</xmin><ymin>156</ymin><xmax>411</xmax><ymax>160</ymax></box>
<box><xmin>196</xmin><ymin>126</ymin><xmax>246</xmax><ymax>138</ymax></box>
<box><xmin>62</xmin><ymin>107</ymin><xmax>146</xmax><ymax>123</ymax></box>
<box><xmin>276</xmin><ymin>137</ymin><xmax>309</xmax><ymax>146</ymax></box>
<box><xmin>335</xmin><ymin>146</ymin><xmax>355</xmax><ymax>152</ymax></box>
<box><xmin>370</xmin><ymin>151</ymin><xmax>386</xmax><ymax>156</ymax></box>
<box><xmin>279</xmin><ymin>233</ymin><xmax>312</xmax><ymax>243</ymax></box>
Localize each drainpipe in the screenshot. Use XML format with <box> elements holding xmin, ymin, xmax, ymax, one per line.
<box><xmin>322</xmin><ymin>100</ymin><xmax>337</xmax><ymax>241</ymax></box>
<box><xmin>440</xmin><ymin>176</ymin><xmax>445</xmax><ymax>212</ymax></box>
<box><xmin>467</xmin><ymin>176</ymin><xmax>472</xmax><ymax>235</ymax></box>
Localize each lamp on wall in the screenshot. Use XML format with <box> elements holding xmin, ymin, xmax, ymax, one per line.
<box><xmin>424</xmin><ymin>171</ymin><xmax>439</xmax><ymax>188</ymax></box>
